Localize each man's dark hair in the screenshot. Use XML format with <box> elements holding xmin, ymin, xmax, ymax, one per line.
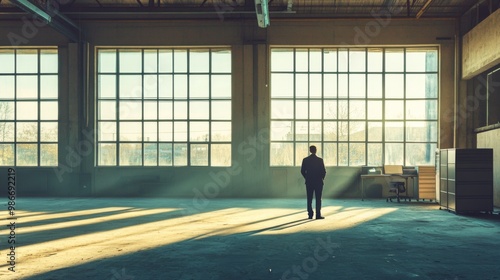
<box><xmin>309</xmin><ymin>145</ymin><xmax>317</xmax><ymax>154</ymax></box>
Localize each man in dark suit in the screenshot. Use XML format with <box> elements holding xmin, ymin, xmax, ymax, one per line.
<box><xmin>301</xmin><ymin>145</ymin><xmax>326</xmax><ymax>219</ymax></box>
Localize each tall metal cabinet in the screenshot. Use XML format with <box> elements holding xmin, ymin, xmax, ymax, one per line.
<box><xmin>439</xmin><ymin>148</ymin><xmax>493</xmax><ymax>214</ymax></box>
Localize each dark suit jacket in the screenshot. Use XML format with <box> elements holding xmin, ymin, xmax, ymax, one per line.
<box><xmin>301</xmin><ymin>154</ymin><xmax>326</xmax><ymax>187</ymax></box>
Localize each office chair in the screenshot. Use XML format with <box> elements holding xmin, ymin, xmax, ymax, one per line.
<box><xmin>386</xmin><ymin>181</ymin><xmax>406</xmax><ymax>203</ymax></box>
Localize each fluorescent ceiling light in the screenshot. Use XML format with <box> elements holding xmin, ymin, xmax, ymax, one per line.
<box><xmin>254</xmin><ymin>0</ymin><xmax>270</xmax><ymax>28</ymax></box>
<box><xmin>11</xmin><ymin>0</ymin><xmax>52</xmax><ymax>22</ymax></box>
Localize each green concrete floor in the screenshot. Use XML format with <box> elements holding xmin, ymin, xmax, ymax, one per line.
<box><xmin>1</xmin><ymin>198</ymin><xmax>499</xmax><ymax>280</ymax></box>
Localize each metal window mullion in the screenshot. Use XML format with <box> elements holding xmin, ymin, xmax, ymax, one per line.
<box><xmin>186</xmin><ymin>50</ymin><xmax>191</xmax><ymax>166</ymax></box>
<box><xmin>208</xmin><ymin>49</ymin><xmax>212</xmax><ymax>167</ymax></box>
<box><xmin>382</xmin><ymin>48</ymin><xmax>386</xmax><ymax>165</ymax></box>
<box><xmin>335</xmin><ymin>49</ymin><xmax>339</xmax><ymax>167</ymax></box>
<box><xmin>156</xmin><ymin>49</ymin><xmax>160</xmax><ymax>167</ymax></box>
<box><xmin>37</xmin><ymin>49</ymin><xmax>41</xmax><ymax>166</ymax></box>
<box><xmin>403</xmin><ymin>48</ymin><xmax>407</xmax><ymax>166</ymax></box>
<box><xmin>13</xmin><ymin>49</ymin><xmax>17</xmax><ymax>166</ymax></box>
<box><xmin>115</xmin><ymin>50</ymin><xmax>120</xmax><ymax>166</ymax></box>
<box><xmin>293</xmin><ymin>48</ymin><xmax>297</xmax><ymax>166</ymax></box>
<box><xmin>141</xmin><ymin>49</ymin><xmax>145</xmax><ymax>167</ymax></box>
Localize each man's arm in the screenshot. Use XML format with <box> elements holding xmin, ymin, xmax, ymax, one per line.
<box><xmin>321</xmin><ymin>159</ymin><xmax>326</xmax><ymax>180</ymax></box>
<box><xmin>301</xmin><ymin>158</ymin><xmax>307</xmax><ymax>178</ymax></box>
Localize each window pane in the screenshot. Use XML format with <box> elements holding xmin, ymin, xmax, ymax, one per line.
<box><xmin>338</xmin><ymin>74</ymin><xmax>348</xmax><ymax>97</ymax></box>
<box><xmin>16</xmin><ymin>144</ymin><xmax>37</xmax><ymax>166</ymax></box>
<box><xmin>385</xmin><ymin>143</ymin><xmax>404</xmax><ymax>165</ymax></box>
<box><xmin>159</xmin><ymin>75</ymin><xmax>173</xmax><ymax>99</ymax></box>
<box><xmin>0</xmin><ymin>144</ymin><xmax>14</xmax><ymax>165</ymax></box>
<box><xmin>119</xmin><ymin>50</ymin><xmax>142</xmax><ymax>73</ymax></box>
<box><xmin>17</xmin><ymin>50</ymin><xmax>38</xmax><ymax>73</ymax></box>
<box><xmin>40</xmin><ymin>101</ymin><xmax>58</xmax><ymax>120</ymax></box>
<box><xmin>367</xmin><ymin>49</ymin><xmax>383</xmax><ymax>72</ymax></box>
<box><xmin>191</xmin><ymin>144</ymin><xmax>208</xmax><ymax>166</ymax></box>
<box><xmin>0</xmin><ymin>50</ymin><xmax>14</xmax><ymax>73</ymax></box>
<box><xmin>406</xmin><ymin>49</ymin><xmax>438</xmax><ymax>72</ymax></box>
<box><xmin>212</xmin><ymin>75</ymin><xmax>231</xmax><ymax>99</ymax></box>
<box><xmin>98</xmin><ymin>143</ymin><xmax>116</xmax><ymax>165</ymax></box>
<box><xmin>309</xmin><ymin>121</ymin><xmax>322</xmax><ymax>141</ymax></box>
<box><xmin>295</xmin><ymin>49</ymin><xmax>308</xmax><ymax>72</ymax></box>
<box><xmin>174</xmin><ymin>121</ymin><xmax>187</xmax><ymax>141</ymax></box>
<box><xmin>144</xmin><ymin>122</ymin><xmax>157</xmax><ymax>142</ymax></box>
<box><xmin>270</xmin><ymin>142</ymin><xmax>293</xmax><ymax>166</ymax></box>
<box><xmin>324</xmin><ymin>143</ymin><xmax>337</xmax><ymax>166</ymax></box>
<box><xmin>144</xmin><ymin>143</ymin><xmax>157</xmax><ymax>166</ymax></box>
<box><xmin>212</xmin><ymin>122</ymin><xmax>231</xmax><ymax>141</ymax></box>
<box><xmin>144</xmin><ymin>75</ymin><xmax>158</xmax><ymax>99</ymax></box>
<box><xmin>385</xmin><ymin>100</ymin><xmax>404</xmax><ymax>120</ymax></box>
<box><xmin>309</xmin><ymin>100</ymin><xmax>322</xmax><ymax>119</ymax></box>
<box><xmin>99</xmin><ymin>122</ymin><xmax>116</xmax><ymax>141</ymax></box>
<box><xmin>338</xmin><ymin>143</ymin><xmax>348</xmax><ymax>166</ymax></box>
<box><xmin>296</xmin><ymin>121</ymin><xmax>308</xmax><ymax>141</ymax></box>
<box><xmin>0</xmin><ymin>122</ymin><xmax>14</xmax><ymax>141</ymax></box>
<box><xmin>144</xmin><ymin>101</ymin><xmax>158</xmax><ymax>120</ymax></box>
<box><xmin>367</xmin><ymin>100</ymin><xmax>382</xmax><ymax>120</ymax></box>
<box><xmin>98</xmin><ymin>75</ymin><xmax>116</xmax><ymax>99</ymax></box>
<box><xmin>119</xmin><ymin>75</ymin><xmax>142</xmax><ymax>99</ymax></box>
<box><xmin>211</xmin><ymin>144</ymin><xmax>231</xmax><ymax>166</ymax></box>
<box><xmin>119</xmin><ymin>101</ymin><xmax>142</xmax><ymax>120</ymax></box>
<box><xmin>119</xmin><ymin>143</ymin><xmax>142</xmax><ymax>165</ymax></box>
<box><xmin>338</xmin><ymin>100</ymin><xmax>348</xmax><ymax>119</ymax></box>
<box><xmin>17</xmin><ymin>102</ymin><xmax>38</xmax><ymax>120</ymax></box>
<box><xmin>144</xmin><ymin>49</ymin><xmax>158</xmax><ymax>73</ymax></box>
<box><xmin>119</xmin><ymin>122</ymin><xmax>142</xmax><ymax>141</ymax></box>
<box><xmin>349</xmin><ymin>49</ymin><xmax>365</xmax><ymax>72</ymax></box>
<box><xmin>271</xmin><ymin>121</ymin><xmax>293</xmax><ymax>141</ymax></box>
<box><xmin>271</xmin><ymin>49</ymin><xmax>293</xmax><ymax>72</ymax></box>
<box><xmin>0</xmin><ymin>102</ymin><xmax>15</xmax><ymax>120</ymax></box>
<box><xmin>385</xmin><ymin>121</ymin><xmax>404</xmax><ymax>141</ymax></box>
<box><xmin>159</xmin><ymin>121</ymin><xmax>173</xmax><ymax>141</ymax></box>
<box><xmin>350</xmin><ymin>121</ymin><xmax>365</xmax><ymax>141</ymax></box>
<box><xmin>159</xmin><ymin>101</ymin><xmax>173</xmax><ymax>120</ymax></box>
<box><xmin>174</xmin><ymin>75</ymin><xmax>188</xmax><ymax>99</ymax></box>
<box><xmin>349</xmin><ymin>74</ymin><xmax>366</xmax><ymax>98</ymax></box>
<box><xmin>173</xmin><ymin>101</ymin><xmax>187</xmax><ymax>119</ymax></box>
<box><xmin>17</xmin><ymin>76</ymin><xmax>38</xmax><ymax>99</ymax></box>
<box><xmin>295</xmin><ymin>142</ymin><xmax>309</xmax><ymax>166</ymax></box>
<box><xmin>324</xmin><ymin>49</ymin><xmax>337</xmax><ymax>72</ymax></box>
<box><xmin>309</xmin><ymin>49</ymin><xmax>322</xmax><ymax>72</ymax></box>
<box><xmin>406</xmin><ymin>143</ymin><xmax>436</xmax><ymax>166</ymax></box>
<box><xmin>190</xmin><ymin>121</ymin><xmax>209</xmax><ymax>142</ymax></box>
<box><xmin>406</xmin><ymin>121</ymin><xmax>437</xmax><ymax>142</ymax></box>
<box><xmin>385</xmin><ymin>74</ymin><xmax>404</xmax><ymax>98</ymax></box>
<box><xmin>367</xmin><ymin>74</ymin><xmax>382</xmax><ymax>98</ymax></box>
<box><xmin>349</xmin><ymin>143</ymin><xmax>365</xmax><ymax>166</ymax></box>
<box><xmin>368</xmin><ymin>122</ymin><xmax>382</xmax><ymax>142</ymax></box>
<box><xmin>159</xmin><ymin>50</ymin><xmax>173</xmax><ymax>73</ymax></box>
<box><xmin>40</xmin><ymin>122</ymin><xmax>57</xmax><ymax>142</ymax></box>
<box><xmin>367</xmin><ymin>143</ymin><xmax>382</xmax><ymax>166</ymax></box>
<box><xmin>190</xmin><ymin>50</ymin><xmax>209</xmax><ymax>73</ymax></box>
<box><xmin>295</xmin><ymin>100</ymin><xmax>308</xmax><ymax>119</ymax></box>
<box><xmin>406</xmin><ymin>74</ymin><xmax>438</xmax><ymax>98</ymax></box>
<box><xmin>190</xmin><ymin>101</ymin><xmax>209</xmax><ymax>119</ymax></box>
<box><xmin>324</xmin><ymin>121</ymin><xmax>337</xmax><ymax>141</ymax></box>
<box><xmin>173</xmin><ymin>143</ymin><xmax>188</xmax><ymax>166</ymax></box>
<box><xmin>212</xmin><ymin>101</ymin><xmax>231</xmax><ymax>120</ymax></box>
<box><xmin>324</xmin><ymin>100</ymin><xmax>337</xmax><ymax>119</ymax></box>
<box><xmin>406</xmin><ymin>100</ymin><xmax>437</xmax><ymax>120</ymax></box>
<box><xmin>271</xmin><ymin>74</ymin><xmax>294</xmax><ymax>98</ymax></box>
<box><xmin>190</xmin><ymin>75</ymin><xmax>209</xmax><ymax>99</ymax></box>
<box><xmin>338</xmin><ymin>49</ymin><xmax>348</xmax><ymax>72</ymax></box>
<box><xmin>324</xmin><ymin>74</ymin><xmax>337</xmax><ymax>98</ymax></box>
<box><xmin>272</xmin><ymin>100</ymin><xmax>293</xmax><ymax>119</ymax></box>
<box><xmin>212</xmin><ymin>49</ymin><xmax>231</xmax><ymax>73</ymax></box>
<box><xmin>174</xmin><ymin>50</ymin><xmax>188</xmax><ymax>72</ymax></box>
<box><xmin>338</xmin><ymin>121</ymin><xmax>348</xmax><ymax>141</ymax></box>
<box><xmin>159</xmin><ymin>143</ymin><xmax>172</xmax><ymax>166</ymax></box>
<box><xmin>296</xmin><ymin>74</ymin><xmax>308</xmax><ymax>98</ymax></box>
<box><xmin>349</xmin><ymin>100</ymin><xmax>365</xmax><ymax>119</ymax></box>
<box><xmin>40</xmin><ymin>143</ymin><xmax>57</xmax><ymax>166</ymax></box>
<box><xmin>98</xmin><ymin>49</ymin><xmax>116</xmax><ymax>73</ymax></box>
<box><xmin>310</xmin><ymin>74</ymin><xmax>322</xmax><ymax>98</ymax></box>
<box><xmin>40</xmin><ymin>75</ymin><xmax>58</xmax><ymax>99</ymax></box>
<box><xmin>0</xmin><ymin>76</ymin><xmax>15</xmax><ymax>99</ymax></box>
<box><xmin>40</xmin><ymin>49</ymin><xmax>58</xmax><ymax>73</ymax></box>
<box><xmin>385</xmin><ymin>49</ymin><xmax>404</xmax><ymax>72</ymax></box>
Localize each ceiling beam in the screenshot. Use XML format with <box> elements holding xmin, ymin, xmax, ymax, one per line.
<box><xmin>416</xmin><ymin>0</ymin><xmax>434</xmax><ymax>19</ymax></box>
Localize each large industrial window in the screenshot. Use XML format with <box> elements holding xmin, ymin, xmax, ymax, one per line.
<box><xmin>270</xmin><ymin>47</ymin><xmax>438</xmax><ymax>166</ymax></box>
<box><xmin>96</xmin><ymin>48</ymin><xmax>231</xmax><ymax>166</ymax></box>
<box><xmin>0</xmin><ymin>48</ymin><xmax>58</xmax><ymax>166</ymax></box>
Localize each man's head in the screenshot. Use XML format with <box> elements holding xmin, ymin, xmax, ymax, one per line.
<box><xmin>309</xmin><ymin>145</ymin><xmax>317</xmax><ymax>154</ymax></box>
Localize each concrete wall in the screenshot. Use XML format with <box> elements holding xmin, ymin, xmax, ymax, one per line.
<box><xmin>477</xmin><ymin>129</ymin><xmax>500</xmax><ymax>207</ymax></box>
<box><xmin>462</xmin><ymin>9</ymin><xmax>500</xmax><ymax>80</ymax></box>
<box><xmin>0</xmin><ymin>17</ymin><xmax>458</xmax><ymax>198</ymax></box>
